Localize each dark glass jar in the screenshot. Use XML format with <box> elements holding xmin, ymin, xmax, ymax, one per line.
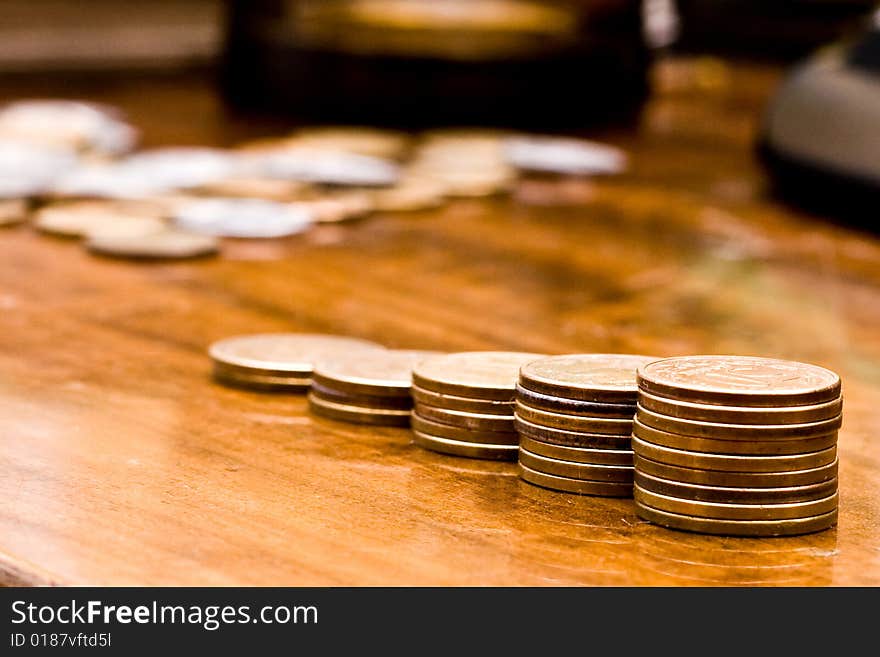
<box><xmin>220</xmin><ymin>0</ymin><xmax>649</xmax><ymax>128</ymax></box>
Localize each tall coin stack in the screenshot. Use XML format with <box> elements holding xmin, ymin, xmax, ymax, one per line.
<box><xmin>411</xmin><ymin>352</ymin><xmax>544</xmax><ymax>460</ymax></box>
<box><xmin>633</xmin><ymin>356</ymin><xmax>842</xmax><ymax>536</ymax></box>
<box><xmin>515</xmin><ymin>355</ymin><xmax>659</xmax><ymax>496</ymax></box>
<box><xmin>309</xmin><ymin>350</ymin><xmax>440</xmax><ymax>426</ymax></box>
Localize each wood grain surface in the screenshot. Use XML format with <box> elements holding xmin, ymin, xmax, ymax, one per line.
<box><xmin>1</xmin><ymin>59</ymin><xmax>878</xmax><ymax>586</ymax></box>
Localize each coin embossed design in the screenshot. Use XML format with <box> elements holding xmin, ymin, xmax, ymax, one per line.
<box><xmin>635</xmin><ymin>501</ymin><xmax>838</xmax><ymax>537</ymax></box>
<box><xmin>637</xmin><ymin>356</ymin><xmax>841</xmax><ymax>407</ymax></box>
<box><xmin>413</xmin><ymin>352</ymin><xmax>545</xmax><ymax>401</ymax></box>
<box><xmin>518</xmin><ymin>463</ymin><xmax>634</xmax><ymax>497</ymax></box>
<box><xmin>519</xmin><ymin>354</ymin><xmax>659</xmax><ymax>403</ymax></box>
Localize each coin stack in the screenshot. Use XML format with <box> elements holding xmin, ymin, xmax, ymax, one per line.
<box><xmin>633</xmin><ymin>356</ymin><xmax>842</xmax><ymax>537</ymax></box>
<box><xmin>411</xmin><ymin>352</ymin><xmax>544</xmax><ymax>460</ymax></box>
<box><xmin>309</xmin><ymin>350</ymin><xmax>440</xmax><ymax>426</ymax></box>
<box><xmin>515</xmin><ymin>354</ymin><xmax>658</xmax><ymax>496</ymax></box>
<box><xmin>209</xmin><ymin>333</ymin><xmax>384</xmax><ymax>391</ymax></box>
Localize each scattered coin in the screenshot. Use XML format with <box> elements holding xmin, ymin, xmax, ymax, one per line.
<box><xmin>86</xmin><ymin>227</ymin><xmax>219</xmax><ymax>260</ymax></box>
<box><xmin>518</xmin><ymin>435</ymin><xmax>634</xmax><ymax>466</ymax></box>
<box><xmin>634</xmin><ymin>470</ymin><xmax>838</xmax><ymax>504</ymax></box>
<box><xmin>633</xmin><ymin>417</ymin><xmax>838</xmax><ymax>455</ymax></box>
<box><xmin>413</xmin><ymin>351</ymin><xmax>546</xmax><ymax>401</ymax></box>
<box><xmin>632</xmin><ymin>435</ymin><xmax>837</xmax><ymax>473</ymax></box>
<box><xmin>635</xmin><ymin>501</ymin><xmax>838</xmax><ymax>537</ymax></box>
<box><xmin>634</xmin><ymin>486</ymin><xmax>839</xmax><ymax>520</ymax></box>
<box><xmin>637</xmin><ymin>356</ymin><xmax>842</xmax><ymax>407</ymax></box>
<box><xmin>412</xmin><ymin>386</ymin><xmax>515</xmax><ymax>416</ymax></box>
<box><xmin>519</xmin><ymin>354</ymin><xmax>659</xmax><ymax>403</ymax></box>
<box><xmin>637</xmin><ymin>388</ymin><xmax>843</xmax><ymax>425</ymax></box>
<box><xmin>634</xmin><ymin>454</ymin><xmax>839</xmax><ymax>488</ymax></box>
<box><xmin>518</xmin><ymin>463</ymin><xmax>634</xmax><ymax>497</ymax></box>
<box><xmin>515</xmin><ymin>401</ymin><xmax>633</xmax><ymax>434</ymax></box>
<box><xmin>173</xmin><ymin>198</ymin><xmax>313</xmax><ymax>238</ymax></box>
<box><xmin>286</xmin><ymin>126</ymin><xmax>410</xmax><ymax>159</ymax></box>
<box><xmin>412</xmin><ymin>430</ymin><xmax>519</xmax><ymax>461</ymax></box>
<box><xmin>518</xmin><ymin>449</ymin><xmax>634</xmax><ymax>483</ymax></box>
<box><xmin>503</xmin><ymin>135</ymin><xmax>627</xmax><ymax>176</ymax></box>
<box><xmin>0</xmin><ymin>198</ymin><xmax>27</xmax><ymax>226</ymax></box>
<box><xmin>308</xmin><ymin>393</ymin><xmax>412</xmax><ymax>427</ymax></box>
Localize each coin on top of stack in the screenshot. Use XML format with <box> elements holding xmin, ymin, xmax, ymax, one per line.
<box><xmin>515</xmin><ymin>354</ymin><xmax>658</xmax><ymax>497</ymax></box>
<box><xmin>209</xmin><ymin>333</ymin><xmax>385</xmax><ymax>392</ymax></box>
<box><xmin>412</xmin><ymin>352</ymin><xmax>544</xmax><ymax>460</ymax></box>
<box><xmin>309</xmin><ymin>350</ymin><xmax>442</xmax><ymax>426</ymax></box>
<box><xmin>633</xmin><ymin>355</ymin><xmax>842</xmax><ymax>537</ymax></box>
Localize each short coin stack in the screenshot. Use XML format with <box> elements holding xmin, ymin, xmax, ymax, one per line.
<box><xmin>515</xmin><ymin>354</ymin><xmax>659</xmax><ymax>496</ymax></box>
<box><xmin>209</xmin><ymin>333</ymin><xmax>384</xmax><ymax>392</ymax></box>
<box><xmin>633</xmin><ymin>355</ymin><xmax>842</xmax><ymax>536</ymax></box>
<box><xmin>411</xmin><ymin>352</ymin><xmax>544</xmax><ymax>460</ymax></box>
<box><xmin>309</xmin><ymin>350</ymin><xmax>440</xmax><ymax>426</ymax></box>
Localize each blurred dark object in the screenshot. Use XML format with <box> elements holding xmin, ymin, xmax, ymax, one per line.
<box><xmin>676</xmin><ymin>0</ymin><xmax>876</xmax><ymax>60</ymax></box>
<box><xmin>220</xmin><ymin>0</ymin><xmax>650</xmax><ymax>127</ymax></box>
<box><xmin>759</xmin><ymin>19</ymin><xmax>880</xmax><ymax>224</ymax></box>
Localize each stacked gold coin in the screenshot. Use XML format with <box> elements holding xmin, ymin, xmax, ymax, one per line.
<box><xmin>515</xmin><ymin>354</ymin><xmax>659</xmax><ymax>496</ymax></box>
<box><xmin>633</xmin><ymin>355</ymin><xmax>843</xmax><ymax>537</ymax></box>
<box><xmin>411</xmin><ymin>352</ymin><xmax>544</xmax><ymax>460</ymax></box>
<box><xmin>309</xmin><ymin>350</ymin><xmax>441</xmax><ymax>426</ymax></box>
<box><xmin>209</xmin><ymin>333</ymin><xmax>384</xmax><ymax>392</ymax></box>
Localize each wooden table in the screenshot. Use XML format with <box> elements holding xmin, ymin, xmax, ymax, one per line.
<box><xmin>1</xmin><ymin>59</ymin><xmax>878</xmax><ymax>586</ymax></box>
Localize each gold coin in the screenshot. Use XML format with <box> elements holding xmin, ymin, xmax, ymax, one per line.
<box><xmin>637</xmin><ymin>356</ymin><xmax>841</xmax><ymax>407</ymax></box>
<box><xmin>635</xmin><ymin>501</ymin><xmax>837</xmax><ymax>537</ymax></box>
<box><xmin>308</xmin><ymin>393</ymin><xmax>411</xmax><ymax>427</ymax></box>
<box><xmin>636</xmin><ymin>405</ymin><xmax>842</xmax><ymax>440</ymax></box>
<box><xmin>634</xmin><ymin>485</ymin><xmax>838</xmax><ymax>520</ymax></box>
<box><xmin>634</xmin><ymin>454</ymin><xmax>838</xmax><ymax>488</ymax></box>
<box><xmin>515</xmin><ymin>385</ymin><xmax>636</xmax><ymax>418</ymax></box>
<box><xmin>518</xmin><ymin>449</ymin><xmax>634</xmax><ymax>482</ymax></box>
<box><xmin>196</xmin><ymin>178</ymin><xmax>309</xmax><ymax>201</ymax></box>
<box><xmin>518</xmin><ymin>463</ymin><xmax>633</xmax><ymax>497</ymax></box>
<box><xmin>413</xmin><ymin>351</ymin><xmax>545</xmax><ymax>401</ymax></box>
<box><xmin>519</xmin><ymin>435</ymin><xmax>633</xmax><ymax>466</ymax></box>
<box><xmin>213</xmin><ymin>363</ymin><xmax>311</xmax><ymax>392</ymax></box>
<box><xmin>369</xmin><ymin>176</ymin><xmax>447</xmax><ymax>212</ymax></box>
<box><xmin>313</xmin><ymin>349</ymin><xmax>441</xmax><ymax>397</ymax></box>
<box><xmin>632</xmin><ymin>436</ymin><xmax>836</xmax><ymax>473</ymax></box>
<box><xmin>411</xmin><ymin>413</ymin><xmax>518</xmax><ymax>446</ymax></box>
<box><xmin>209</xmin><ymin>333</ymin><xmax>384</xmax><ymax>378</ymax></box>
<box><xmin>87</xmin><ymin>227</ymin><xmax>219</xmax><ymax>260</ymax></box>
<box><xmin>412</xmin><ymin>385</ymin><xmax>514</xmax><ymax>416</ymax></box>
<box><xmin>413</xmin><ymin>403</ymin><xmax>514</xmax><ymax>432</ymax></box>
<box><xmin>515</xmin><ymin>416</ymin><xmax>631</xmax><ymax>449</ymax></box>
<box><xmin>412</xmin><ymin>430</ymin><xmax>518</xmax><ymax>461</ymax></box>
<box><xmin>635</xmin><ymin>470</ymin><xmax>838</xmax><ymax>504</ymax></box>
<box><xmin>638</xmin><ymin>388</ymin><xmax>843</xmax><ymax>425</ymax></box>
<box><xmin>35</xmin><ymin>203</ymin><xmax>164</xmax><ymax>239</ymax></box>
<box><xmin>287</xmin><ymin>126</ymin><xmax>410</xmax><ymax>159</ymax></box>
<box><xmin>514</xmin><ymin>401</ymin><xmax>633</xmax><ymax>435</ymax></box>
<box><xmin>519</xmin><ymin>354</ymin><xmax>659</xmax><ymax>403</ymax></box>
<box><xmin>633</xmin><ymin>418</ymin><xmax>838</xmax><ymax>456</ymax></box>
<box><xmin>310</xmin><ymin>381</ymin><xmax>413</xmax><ymax>410</ymax></box>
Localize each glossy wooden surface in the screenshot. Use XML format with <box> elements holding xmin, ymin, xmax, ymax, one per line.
<box><xmin>1</xmin><ymin>59</ymin><xmax>879</xmax><ymax>586</ymax></box>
